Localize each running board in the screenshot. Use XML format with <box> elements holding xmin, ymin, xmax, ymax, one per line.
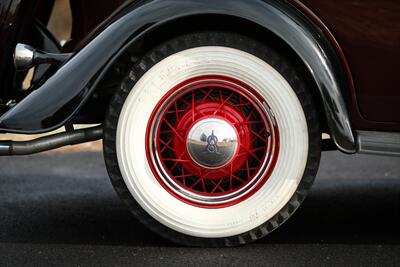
<box><xmin>357</xmin><ymin>131</ymin><xmax>400</xmax><ymax>157</ymax></box>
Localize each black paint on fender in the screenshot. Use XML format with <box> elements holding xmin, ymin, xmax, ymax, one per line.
<box><xmin>0</xmin><ymin>0</ymin><xmax>356</xmax><ymax>153</ymax></box>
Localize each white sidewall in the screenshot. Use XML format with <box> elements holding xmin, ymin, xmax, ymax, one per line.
<box><xmin>116</xmin><ymin>47</ymin><xmax>308</xmax><ymax>238</ymax></box>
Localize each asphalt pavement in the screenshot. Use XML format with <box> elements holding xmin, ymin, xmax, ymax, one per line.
<box><xmin>0</xmin><ymin>150</ymin><xmax>399</xmax><ymax>266</ymax></box>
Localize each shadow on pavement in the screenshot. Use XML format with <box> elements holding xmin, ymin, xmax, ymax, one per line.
<box><xmin>0</xmin><ymin>151</ymin><xmax>399</xmax><ymax>247</ymax></box>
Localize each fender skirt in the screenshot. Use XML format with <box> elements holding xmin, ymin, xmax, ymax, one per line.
<box><xmin>0</xmin><ymin>0</ymin><xmax>356</xmax><ymax>153</ymax></box>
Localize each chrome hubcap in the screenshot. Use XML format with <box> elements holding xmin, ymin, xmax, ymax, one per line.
<box><xmin>186</xmin><ymin>118</ymin><xmax>238</xmax><ymax>168</ymax></box>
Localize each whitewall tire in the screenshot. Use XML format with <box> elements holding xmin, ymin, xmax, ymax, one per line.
<box><xmin>104</xmin><ymin>32</ymin><xmax>321</xmax><ymax>246</ymax></box>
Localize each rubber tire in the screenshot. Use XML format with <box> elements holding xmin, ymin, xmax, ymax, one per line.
<box><xmin>103</xmin><ymin>31</ymin><xmax>321</xmax><ymax>247</ymax></box>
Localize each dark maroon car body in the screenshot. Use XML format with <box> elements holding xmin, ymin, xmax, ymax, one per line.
<box><xmin>303</xmin><ymin>0</ymin><xmax>400</xmax><ymax>128</ymax></box>
<box><xmin>1</xmin><ymin>0</ymin><xmax>399</xmax><ymax>132</ymax></box>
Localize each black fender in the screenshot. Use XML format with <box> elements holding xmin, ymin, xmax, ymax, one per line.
<box><xmin>0</xmin><ymin>0</ymin><xmax>356</xmax><ymax>153</ymax></box>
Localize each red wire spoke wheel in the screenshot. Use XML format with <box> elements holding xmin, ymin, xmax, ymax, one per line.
<box><xmin>146</xmin><ymin>76</ymin><xmax>279</xmax><ymax>208</ymax></box>
<box><xmin>104</xmin><ymin>32</ymin><xmax>321</xmax><ymax>246</ymax></box>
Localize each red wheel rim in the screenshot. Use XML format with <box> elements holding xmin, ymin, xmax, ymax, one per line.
<box><xmin>146</xmin><ymin>75</ymin><xmax>279</xmax><ymax>208</ymax></box>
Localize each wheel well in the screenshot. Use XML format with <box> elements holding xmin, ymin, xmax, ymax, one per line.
<box><xmin>86</xmin><ymin>14</ymin><xmax>329</xmax><ymax>133</ymax></box>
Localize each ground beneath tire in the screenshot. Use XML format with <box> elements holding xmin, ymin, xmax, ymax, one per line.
<box><xmin>0</xmin><ymin>151</ymin><xmax>399</xmax><ymax>266</ymax></box>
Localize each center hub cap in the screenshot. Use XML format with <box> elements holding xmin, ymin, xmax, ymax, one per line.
<box><xmin>186</xmin><ymin>118</ymin><xmax>238</xmax><ymax>168</ymax></box>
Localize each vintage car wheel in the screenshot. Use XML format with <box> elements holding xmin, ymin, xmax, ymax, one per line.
<box><xmin>103</xmin><ymin>32</ymin><xmax>321</xmax><ymax>246</ymax></box>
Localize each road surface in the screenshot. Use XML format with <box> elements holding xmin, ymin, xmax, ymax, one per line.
<box><xmin>0</xmin><ymin>150</ymin><xmax>399</xmax><ymax>266</ymax></box>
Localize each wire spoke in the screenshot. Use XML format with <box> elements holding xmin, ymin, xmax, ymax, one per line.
<box><xmin>159</xmin><ymin>138</ymin><xmax>175</xmax><ymax>153</ymax></box>
<box><xmin>190</xmin><ymin>177</ymin><xmax>202</xmax><ymax>189</ymax></box>
<box><xmin>162</xmin><ymin>158</ymin><xmax>191</xmax><ymax>163</ymax></box>
<box><xmin>174</xmin><ymin>102</ymin><xmax>182</xmax><ymax>120</ymax></box>
<box><xmin>250</xmin><ymin>130</ymin><xmax>268</xmax><ymax>142</ymax></box>
<box><xmin>213</xmin><ymin>92</ymin><xmax>235</xmax><ymax>115</ymax></box>
<box><xmin>210</xmin><ymin>179</ymin><xmax>225</xmax><ymax>193</ymax></box>
<box><xmin>246</xmin><ymin>160</ymin><xmax>251</xmax><ymax>180</ymax></box>
<box><xmin>162</xmin><ymin>118</ymin><xmax>185</xmax><ymax>142</ymax></box>
<box><xmin>232</xmin><ymin>174</ymin><xmax>246</xmax><ymax>183</ymax></box>
<box><xmin>192</xmin><ymin>91</ymin><xmax>195</xmax><ymax>122</ymax></box>
<box><xmin>201</xmin><ymin>88</ymin><xmax>215</xmax><ymax>103</ymax></box>
<box><xmin>240</xmin><ymin>143</ymin><xmax>262</xmax><ymax>163</ymax></box>
<box><xmin>170</xmin><ymin>150</ymin><xmax>188</xmax><ymax>170</ymax></box>
<box><xmin>201</xmin><ymin>178</ymin><xmax>206</xmax><ymax>192</ymax></box>
<box><xmin>246</xmin><ymin>109</ymin><xmax>255</xmax><ymax>122</ymax></box>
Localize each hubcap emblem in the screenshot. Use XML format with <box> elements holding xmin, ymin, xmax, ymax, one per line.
<box><xmin>186</xmin><ymin>118</ymin><xmax>238</xmax><ymax>168</ymax></box>
<box><xmin>205</xmin><ymin>130</ymin><xmax>219</xmax><ymax>154</ymax></box>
